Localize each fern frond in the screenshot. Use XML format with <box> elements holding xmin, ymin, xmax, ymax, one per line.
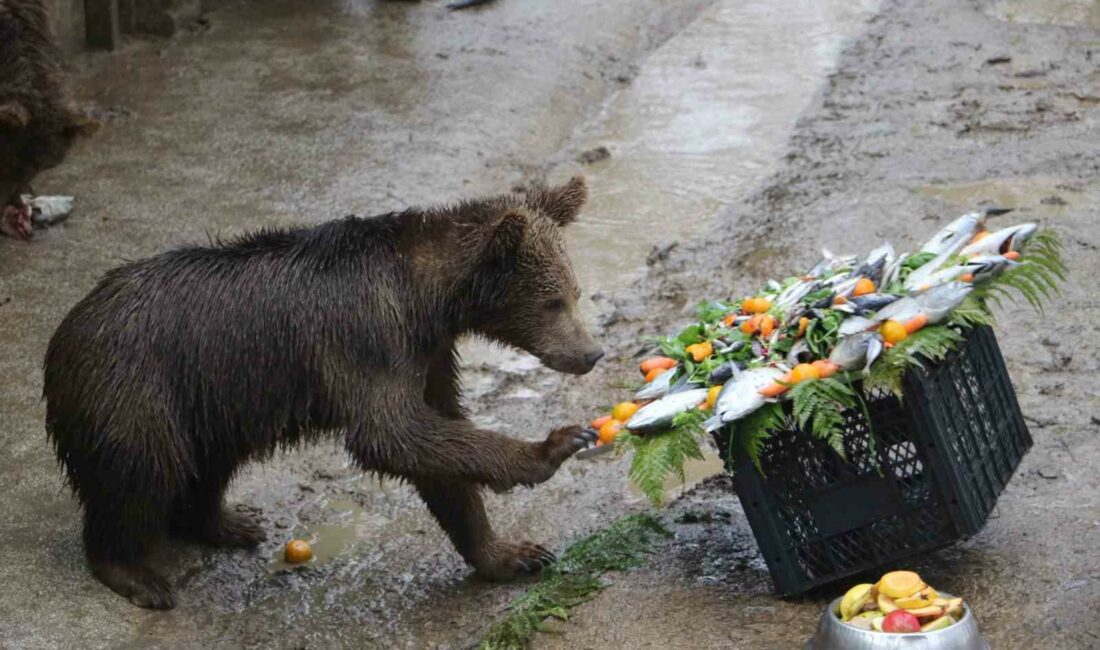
<box><xmin>789</xmin><ymin>377</ymin><xmax>857</xmax><ymax>459</ymax></box>
<box><xmin>731</xmin><ymin>402</ymin><xmax>784</xmax><ymax>473</ymax></box>
<box><xmin>947</xmin><ymin>293</ymin><xmax>995</xmax><ymax>329</ymax></box>
<box><xmin>865</xmin><ymin>325</ymin><xmax>963</xmax><ymax>398</ymax></box>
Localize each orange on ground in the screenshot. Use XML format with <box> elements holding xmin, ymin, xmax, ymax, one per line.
<box><xmin>706</xmin><ymin>385</ymin><xmax>723</xmax><ymax>409</ymax></box>
<box><xmin>759</xmin><ymin>314</ymin><xmax>776</xmax><ymax>338</ymax></box>
<box><xmin>598</xmin><ymin>419</ymin><xmax>623</xmax><ymax>444</ymax></box>
<box><xmin>742</xmin><ymin>297</ymin><xmax>772</xmax><ymax>314</ymax></box>
<box><xmin>639</xmin><ymin>357</ymin><xmax>677</xmax><ymax>375</ymax></box>
<box><xmin>853</xmin><ymin>277</ymin><xmax>875</xmax><ymax>296</ymax></box>
<box><xmin>611</xmin><ymin>401</ymin><xmax>640</xmax><ymax>422</ymax></box>
<box><xmin>790</xmin><ymin>363</ymin><xmax>821</xmax><ymax>384</ymax></box>
<box><xmin>880</xmin><ymin>319</ymin><xmax>908</xmax><ymax>344</ymax></box>
<box><xmin>903</xmin><ymin>313</ymin><xmax>929</xmax><ymax>334</ymax></box>
<box><xmin>590</xmin><ymin>414</ymin><xmax>612</xmax><ymax>429</ymax></box>
<box><xmin>797</xmin><ymin>316</ymin><xmax>810</xmax><ymax>338</ymax></box>
<box><xmin>686</xmin><ymin>341</ymin><xmax>714</xmax><ymax>362</ymax></box>
<box><xmin>644</xmin><ymin>367</ymin><xmax>668</xmax><ymax>383</ymax></box>
<box><xmin>285</xmin><ymin>539</ymin><xmax>313</xmax><ymax>564</ymax></box>
<box><xmin>878</xmin><ymin>571</ymin><xmax>926</xmax><ymax>599</ymax></box>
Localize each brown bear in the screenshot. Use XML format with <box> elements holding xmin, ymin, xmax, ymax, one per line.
<box><xmin>0</xmin><ymin>0</ymin><xmax>96</xmax><ymax>238</ymax></box>
<box><xmin>43</xmin><ymin>177</ymin><xmax>604</xmax><ymax>609</ymax></box>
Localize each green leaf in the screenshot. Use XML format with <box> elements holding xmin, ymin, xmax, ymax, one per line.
<box><xmin>865</xmin><ymin>325</ymin><xmax>964</xmax><ymax>398</ymax></box>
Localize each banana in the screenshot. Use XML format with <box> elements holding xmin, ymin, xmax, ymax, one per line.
<box><xmin>839</xmin><ymin>583</ymin><xmax>875</xmax><ymax>621</ymax></box>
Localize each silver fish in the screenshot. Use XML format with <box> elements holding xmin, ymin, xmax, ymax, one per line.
<box><xmin>807</xmin><ymin>248</ymin><xmax>855</xmax><ymax>278</ymax></box>
<box><xmin>774</xmin><ymin>280</ymin><xmax>821</xmax><ymax>313</ymax></box>
<box><xmin>633</xmin><ymin>369</ymin><xmax>675</xmax><ymax>401</ymax></box>
<box><xmin>626</xmin><ymin>388</ymin><xmax>709</xmax><ymax>434</ymax></box>
<box><xmin>839</xmin><ymin>315</ymin><xmax>877</xmax><ymax>336</ymax></box>
<box><xmin>871</xmin><ymin>296</ymin><xmax>922</xmax><ymax>324</ymax></box>
<box><xmin>916</xmin><ymin>281</ymin><xmax>972</xmax><ymax>323</ymax></box>
<box><xmin>965</xmin><ymin>253</ymin><xmax>1019</xmax><ymax>282</ymax></box>
<box><xmin>708</xmin><ymin>361</ymin><xmax>742</xmax><ymax>385</ymax></box>
<box><xmin>850</xmin><ymin>293</ymin><xmax>902</xmax><ymax>314</ymax></box>
<box><xmin>960</xmin><ymin>223</ymin><xmax>1037</xmax><ymax>256</ymax></box>
<box><xmin>787</xmin><ymin>339</ymin><xmax>814</xmax><ymax>366</ymax></box>
<box><xmin>829</xmin><ymin>331</ymin><xmax>884</xmax><ymax>374</ymax></box>
<box><xmin>911</xmin><ymin>264</ymin><xmax>970</xmax><ymax>290</ymax></box>
<box><xmin>853</xmin><ymin>242</ymin><xmax>895</xmax><ymax>284</ymax></box>
<box><xmin>904</xmin><ymin>247</ymin><xmax>957</xmax><ymax>291</ymax></box>
<box><xmin>920</xmin><ymin>212</ymin><xmax>985</xmax><ymax>255</ymax></box>
<box><xmin>704</xmin><ymin>367</ymin><xmax>787</xmax><ymax>431</ymax></box>
<box><xmin>881</xmin><ymin>251</ymin><xmax>907</xmax><ymax>288</ymax></box>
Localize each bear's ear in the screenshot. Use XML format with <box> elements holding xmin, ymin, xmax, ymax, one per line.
<box><xmin>485</xmin><ymin>208</ymin><xmax>528</xmax><ymax>261</ymax></box>
<box><xmin>531</xmin><ymin>175</ymin><xmax>587</xmax><ymax>227</ymax></box>
<box><xmin>0</xmin><ymin>102</ymin><xmax>30</xmax><ymax>128</ymax></box>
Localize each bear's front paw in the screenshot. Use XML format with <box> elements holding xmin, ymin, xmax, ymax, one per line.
<box><xmin>474</xmin><ymin>540</ymin><xmax>558</xmax><ymax>581</ymax></box>
<box><xmin>540</xmin><ymin>425</ymin><xmax>597</xmax><ymax>467</ymax></box>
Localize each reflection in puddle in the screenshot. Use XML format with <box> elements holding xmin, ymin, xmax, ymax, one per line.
<box><xmin>564</xmin><ymin>0</ymin><xmax>881</xmax><ymax>293</ymax></box>
<box><xmin>989</xmin><ymin>0</ymin><xmax>1100</xmax><ymax>29</ymax></box>
<box><xmin>918</xmin><ymin>177</ymin><xmax>1081</xmax><ymax>219</ymax></box>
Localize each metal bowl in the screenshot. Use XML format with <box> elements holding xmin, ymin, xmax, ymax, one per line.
<box><xmin>805</xmin><ymin>593</ymin><xmax>989</xmax><ymax>650</ymax></box>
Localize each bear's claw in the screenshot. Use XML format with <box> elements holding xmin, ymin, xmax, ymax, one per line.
<box><xmin>477</xmin><ymin>540</ymin><xmax>558</xmax><ymax>580</ymax></box>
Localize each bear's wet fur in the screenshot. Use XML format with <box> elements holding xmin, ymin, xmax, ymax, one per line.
<box><xmin>44</xmin><ymin>177</ymin><xmax>603</xmax><ymax>609</ymax></box>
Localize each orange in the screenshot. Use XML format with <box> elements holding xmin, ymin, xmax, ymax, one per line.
<box><xmin>598</xmin><ymin>419</ymin><xmax>623</xmax><ymax>444</ymax></box>
<box><xmin>285</xmin><ymin>539</ymin><xmax>313</xmax><ymax>564</ymax></box>
<box><xmin>812</xmin><ymin>359</ymin><xmax>839</xmax><ymax>378</ymax></box>
<box><xmin>790</xmin><ymin>363</ymin><xmax>821</xmax><ymax>384</ymax></box>
<box><xmin>880</xmin><ymin>319</ymin><xmax>908</xmax><ymax>344</ymax></box>
<box><xmin>797</xmin><ymin>316</ymin><xmax>810</xmax><ymax>338</ymax></box>
<box><xmin>685</xmin><ymin>341</ymin><xmax>713</xmax><ymax>362</ymax></box>
<box><xmin>706</xmin><ymin>384</ymin><xmax>723</xmax><ymax>409</ymax></box>
<box><xmin>853</xmin><ymin>278</ymin><xmax>875</xmax><ymax>296</ymax></box>
<box><xmin>758</xmin><ymin>315</ymin><xmax>776</xmax><ymax>338</ymax></box>
<box><xmin>833</xmin><ymin>295</ymin><xmax>848</xmax><ymax>305</ymax></box>
<box><xmin>645</xmin><ymin>367</ymin><xmax>668</xmax><ymax>383</ymax></box>
<box><xmin>611</xmin><ymin>401</ymin><xmax>640</xmax><ymax>422</ymax></box>
<box><xmin>741</xmin><ymin>297</ymin><xmax>772</xmax><ymax>314</ymax></box>
<box><xmin>1003</xmin><ymin>250</ymin><xmax>1020</xmax><ymax>260</ymax></box>
<box><xmin>639</xmin><ymin>357</ymin><xmax>677</xmax><ymax>375</ymax></box>
<box><xmin>969</xmin><ymin>230</ymin><xmax>990</xmax><ymax>244</ymax></box>
<box><xmin>590</xmin><ymin>414</ymin><xmax>613</xmax><ymax>429</ymax></box>
<box><xmin>740</xmin><ymin>314</ymin><xmax>762</xmax><ymax>335</ymax></box>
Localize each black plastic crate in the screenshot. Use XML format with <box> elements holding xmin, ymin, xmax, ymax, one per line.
<box><xmin>714</xmin><ymin>325</ymin><xmax>1032</xmax><ymax>596</ymax></box>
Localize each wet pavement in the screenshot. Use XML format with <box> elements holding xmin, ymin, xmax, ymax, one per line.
<box><xmin>2</xmin><ymin>0</ymin><xmax>1099</xmax><ymax>648</ymax></box>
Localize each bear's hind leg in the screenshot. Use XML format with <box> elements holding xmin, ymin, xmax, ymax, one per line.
<box><xmin>84</xmin><ymin>497</ymin><xmax>175</xmax><ymax>609</ymax></box>
<box><xmin>413</xmin><ymin>478</ymin><xmax>556</xmax><ymax>580</ymax></box>
<box><xmin>170</xmin><ymin>464</ymin><xmax>266</xmax><ymax>548</ymax></box>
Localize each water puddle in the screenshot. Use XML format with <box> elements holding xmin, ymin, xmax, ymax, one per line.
<box><xmin>989</xmin><ymin>0</ymin><xmax>1100</xmax><ymax>29</ymax></box>
<box><xmin>917</xmin><ymin>177</ymin><xmax>1082</xmax><ymax>220</ymax></box>
<box><xmin>268</xmin><ymin>497</ymin><xmax>379</xmax><ymax>571</ymax></box>
<box><xmin>561</xmin><ymin>0</ymin><xmax>881</xmax><ymax>293</ymax></box>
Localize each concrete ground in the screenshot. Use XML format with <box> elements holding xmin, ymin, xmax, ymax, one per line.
<box><xmin>1</xmin><ymin>0</ymin><xmax>1098</xmax><ymax>648</ymax></box>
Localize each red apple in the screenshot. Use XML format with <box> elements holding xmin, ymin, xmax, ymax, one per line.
<box><xmin>882</xmin><ymin>610</ymin><xmax>921</xmax><ymax>633</ymax></box>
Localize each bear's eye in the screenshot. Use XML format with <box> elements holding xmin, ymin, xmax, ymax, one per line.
<box><xmin>543</xmin><ymin>298</ymin><xmax>566</xmax><ymax>312</ymax></box>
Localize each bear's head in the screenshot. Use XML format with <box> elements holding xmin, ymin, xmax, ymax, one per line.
<box><xmin>470</xmin><ymin>176</ymin><xmax>604</xmax><ymax>375</ymax></box>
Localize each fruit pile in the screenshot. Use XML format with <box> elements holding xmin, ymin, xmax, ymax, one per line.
<box><xmin>837</xmin><ymin>571</ymin><xmax>966</xmax><ymax>633</ymax></box>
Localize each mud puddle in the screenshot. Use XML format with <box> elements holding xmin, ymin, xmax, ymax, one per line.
<box><xmin>268</xmin><ymin>498</ymin><xmax>382</xmax><ymax>571</ymax></box>
<box><xmin>918</xmin><ymin>176</ymin><xmax>1083</xmax><ymax>220</ymax></box>
<box><xmin>989</xmin><ymin>0</ymin><xmax>1100</xmax><ymax>29</ymax></box>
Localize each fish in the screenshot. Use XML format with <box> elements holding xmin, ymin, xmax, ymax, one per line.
<box><xmin>704</xmin><ymin>367</ymin><xmax>787</xmax><ymax>431</ymax></box>
<box><xmin>708</xmin><ymin>361</ymin><xmax>741</xmax><ymax>385</ymax></box>
<box><xmin>633</xmin><ymin>369</ymin><xmax>675</xmax><ymax>400</ymax></box>
<box><xmin>625</xmin><ymin>388</ymin><xmax>709</xmax><ymax>434</ymax></box>
<box><xmin>871</xmin><ymin>296</ymin><xmax>922</xmax><ymax>324</ymax></box>
<box><xmin>838</xmin><ymin>315</ymin><xmax>877</xmax><ymax>336</ymax></box>
<box><xmin>910</xmin><ymin>264</ymin><xmax>971</xmax><ymax>291</ymax></box>
<box><xmin>829</xmin><ymin>331</ymin><xmax>884</xmax><ymax>374</ymax></box>
<box><xmin>960</xmin><ymin>223</ymin><xmax>1037</xmax><ymax>256</ymax></box>
<box><xmin>774</xmin><ymin>280</ymin><xmax>821</xmax><ymax>313</ymax></box>
<box><xmin>965</xmin><ymin>253</ymin><xmax>1020</xmax><ymax>282</ymax></box>
<box><xmin>786</xmin><ymin>339</ymin><xmax>814</xmax><ymax>365</ymax></box>
<box><xmin>850</xmin><ymin>293</ymin><xmax>902</xmax><ymax>314</ymax></box>
<box><xmin>807</xmin><ymin>248</ymin><xmax>856</xmax><ymax>278</ymax></box>
<box><xmin>920</xmin><ymin>212</ymin><xmax>985</xmax><ymax>255</ymax></box>
<box><xmin>881</xmin><ymin>252</ymin><xmax>907</xmax><ymax>288</ymax></box>
<box><xmin>903</xmin><ymin>247</ymin><xmax>959</xmax><ymax>291</ymax></box>
<box><xmin>853</xmin><ymin>243</ymin><xmax>895</xmax><ymax>284</ymax></box>
<box><xmin>916</xmin><ymin>281</ymin><xmax>972</xmax><ymax>323</ymax></box>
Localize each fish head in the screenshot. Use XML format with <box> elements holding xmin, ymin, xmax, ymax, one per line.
<box><xmin>830</xmin><ymin>331</ymin><xmax>883</xmax><ymax>371</ymax></box>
